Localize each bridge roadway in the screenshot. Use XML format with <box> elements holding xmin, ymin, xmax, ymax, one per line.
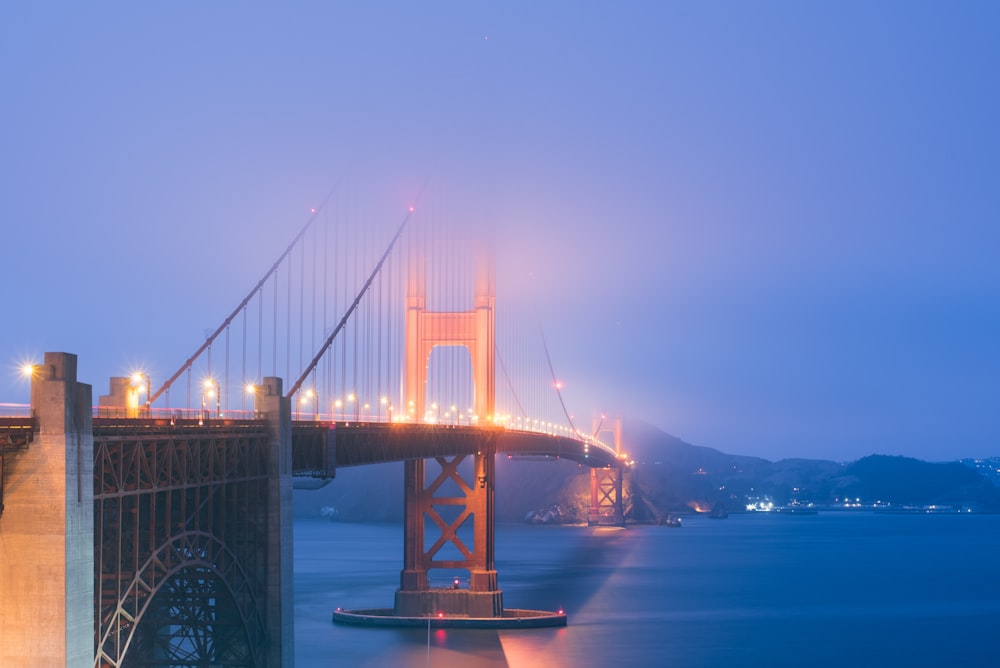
<box><xmin>290</xmin><ymin>421</ymin><xmax>620</xmax><ymax>475</ymax></box>
<box><xmin>6</xmin><ymin>415</ymin><xmax>618</xmax><ymax>469</ymax></box>
<box><xmin>4</xmin><ymin>415</ymin><xmax>619</xmax><ymax>525</ymax></box>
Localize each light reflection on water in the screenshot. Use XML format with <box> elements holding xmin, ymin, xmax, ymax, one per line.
<box><xmin>294</xmin><ymin>514</ymin><xmax>1000</xmax><ymax>667</ymax></box>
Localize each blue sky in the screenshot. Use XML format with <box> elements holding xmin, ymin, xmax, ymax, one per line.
<box><xmin>2</xmin><ymin>2</ymin><xmax>998</xmax><ymax>462</ymax></box>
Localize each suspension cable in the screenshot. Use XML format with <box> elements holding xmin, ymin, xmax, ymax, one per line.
<box><xmin>287</xmin><ymin>210</ymin><xmax>414</xmax><ymax>399</ymax></box>
<box><xmin>539</xmin><ymin>325</ymin><xmax>579</xmax><ymax>437</ymax></box>
<box><xmin>148</xmin><ymin>185</ymin><xmax>341</xmax><ymax>405</ymax></box>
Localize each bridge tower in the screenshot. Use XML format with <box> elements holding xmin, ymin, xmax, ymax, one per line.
<box><xmin>589</xmin><ymin>415</ymin><xmax>625</xmax><ymax>526</ymax></box>
<box><xmin>397</xmin><ymin>241</ymin><xmax>501</xmax><ymax>617</ymax></box>
<box><xmin>0</xmin><ymin>352</ymin><xmax>94</xmax><ymax>667</ymax></box>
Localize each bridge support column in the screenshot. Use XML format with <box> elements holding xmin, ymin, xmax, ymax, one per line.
<box><xmin>259</xmin><ymin>377</ymin><xmax>295</xmax><ymax>666</ymax></box>
<box><xmin>395</xmin><ymin>450</ymin><xmax>502</xmax><ymax>618</ymax></box>
<box><xmin>0</xmin><ymin>352</ymin><xmax>94</xmax><ymax>667</ymax></box>
<box><xmin>589</xmin><ymin>466</ymin><xmax>625</xmax><ymax>527</ymax></box>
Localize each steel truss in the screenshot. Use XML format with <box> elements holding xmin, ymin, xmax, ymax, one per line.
<box><xmin>401</xmin><ymin>449</ymin><xmax>496</xmax><ymax>587</ymax></box>
<box><xmin>93</xmin><ymin>426</ymin><xmax>271</xmax><ymax>668</ymax></box>
<box><xmin>589</xmin><ymin>466</ymin><xmax>625</xmax><ymax>526</ymax></box>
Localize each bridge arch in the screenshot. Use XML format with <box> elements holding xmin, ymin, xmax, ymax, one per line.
<box><xmin>97</xmin><ymin>530</ymin><xmax>266</xmax><ymax>668</ymax></box>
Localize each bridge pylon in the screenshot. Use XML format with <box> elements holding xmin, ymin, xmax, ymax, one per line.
<box><xmin>0</xmin><ymin>352</ymin><xmax>94</xmax><ymax>667</ymax></box>
<box><xmin>589</xmin><ymin>415</ymin><xmax>626</xmax><ymax>527</ymax></box>
<box><xmin>396</xmin><ymin>239</ymin><xmax>502</xmax><ymax>617</ymax></box>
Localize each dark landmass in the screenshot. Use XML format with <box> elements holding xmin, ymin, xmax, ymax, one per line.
<box><xmin>293</xmin><ymin>420</ymin><xmax>1000</xmax><ymax>522</ymax></box>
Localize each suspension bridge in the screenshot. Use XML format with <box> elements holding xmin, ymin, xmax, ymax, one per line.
<box><xmin>0</xmin><ymin>198</ymin><xmax>628</xmax><ymax>667</ymax></box>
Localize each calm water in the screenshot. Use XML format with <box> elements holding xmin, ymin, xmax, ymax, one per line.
<box><xmin>293</xmin><ymin>513</ymin><xmax>1000</xmax><ymax>667</ymax></box>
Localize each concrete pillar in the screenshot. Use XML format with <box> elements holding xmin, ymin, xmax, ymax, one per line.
<box><xmin>258</xmin><ymin>377</ymin><xmax>294</xmax><ymax>667</ymax></box>
<box><xmin>0</xmin><ymin>352</ymin><xmax>94</xmax><ymax>667</ymax></box>
<box><xmin>96</xmin><ymin>376</ymin><xmax>139</xmax><ymax>417</ymax></box>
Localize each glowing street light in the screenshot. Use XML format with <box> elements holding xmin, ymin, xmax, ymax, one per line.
<box><xmin>20</xmin><ymin>363</ymin><xmax>36</xmax><ymax>379</ymax></box>
<box><xmin>131</xmin><ymin>371</ymin><xmax>151</xmax><ymax>415</ymax></box>
<box><xmin>300</xmin><ymin>388</ymin><xmax>318</xmax><ymax>420</ymax></box>
<box><xmin>202</xmin><ymin>377</ymin><xmax>220</xmax><ymax>421</ymax></box>
<box><xmin>244</xmin><ymin>383</ymin><xmax>258</xmax><ymax>416</ymax></box>
<box><xmin>309</xmin><ymin>388</ymin><xmax>318</xmax><ymax>419</ymax></box>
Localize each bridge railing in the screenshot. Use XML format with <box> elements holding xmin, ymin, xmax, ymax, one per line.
<box><xmin>288</xmin><ymin>411</ymin><xmax>618</xmax><ymax>459</ymax></box>
<box><xmin>92</xmin><ymin>406</ymin><xmax>260</xmax><ymax>422</ymax></box>
<box><xmin>0</xmin><ymin>403</ymin><xmax>30</xmax><ymax>418</ymax></box>
<box><xmin>83</xmin><ymin>405</ymin><xmax>618</xmax><ymax>458</ymax></box>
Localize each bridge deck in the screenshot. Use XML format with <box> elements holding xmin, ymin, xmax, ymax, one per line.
<box><xmin>291</xmin><ymin>422</ymin><xmax>620</xmax><ymax>477</ymax></box>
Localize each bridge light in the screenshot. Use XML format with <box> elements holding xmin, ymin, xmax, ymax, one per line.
<box><xmin>20</xmin><ymin>362</ymin><xmax>36</xmax><ymax>378</ymax></box>
<box><xmin>129</xmin><ymin>370</ymin><xmax>152</xmax><ymax>414</ymax></box>
<box><xmin>201</xmin><ymin>377</ymin><xmax>221</xmax><ymax>420</ymax></box>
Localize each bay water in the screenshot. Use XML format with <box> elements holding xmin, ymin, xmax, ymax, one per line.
<box><xmin>294</xmin><ymin>513</ymin><xmax>1000</xmax><ymax>667</ymax></box>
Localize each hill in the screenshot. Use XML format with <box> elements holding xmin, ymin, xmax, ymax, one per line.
<box><xmin>292</xmin><ymin>420</ymin><xmax>1000</xmax><ymax>522</ymax></box>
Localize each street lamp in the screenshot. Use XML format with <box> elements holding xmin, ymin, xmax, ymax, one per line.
<box><xmin>334</xmin><ymin>399</ymin><xmax>343</xmax><ymax>420</ymax></box>
<box><xmin>244</xmin><ymin>383</ymin><xmax>257</xmax><ymax>415</ymax></box>
<box><xmin>302</xmin><ymin>388</ymin><xmax>318</xmax><ymax>420</ymax></box>
<box><xmin>381</xmin><ymin>396</ymin><xmax>391</xmax><ymax>422</ymax></box>
<box><xmin>131</xmin><ymin>371</ymin><xmax>150</xmax><ymax>416</ymax></box>
<box><xmin>347</xmin><ymin>392</ymin><xmax>357</xmax><ymax>421</ymax></box>
<box><xmin>202</xmin><ymin>377</ymin><xmax>220</xmax><ymax>421</ymax></box>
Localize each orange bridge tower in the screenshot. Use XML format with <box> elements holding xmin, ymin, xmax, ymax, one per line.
<box><xmin>590</xmin><ymin>415</ymin><xmax>626</xmax><ymax>526</ymax></box>
<box><xmin>396</xmin><ymin>240</ymin><xmax>501</xmax><ymax>617</ymax></box>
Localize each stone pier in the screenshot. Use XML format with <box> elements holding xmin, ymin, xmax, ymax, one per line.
<box><xmin>0</xmin><ymin>352</ymin><xmax>94</xmax><ymax>667</ymax></box>
<box><xmin>258</xmin><ymin>376</ymin><xmax>295</xmax><ymax>667</ymax></box>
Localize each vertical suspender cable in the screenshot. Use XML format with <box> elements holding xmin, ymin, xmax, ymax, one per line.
<box><xmin>287</xmin><ymin>209</ymin><xmax>413</xmax><ymax>399</ymax></box>
<box><xmin>286</xmin><ymin>256</ymin><xmax>292</xmax><ymax>385</ymax></box>
<box><xmin>272</xmin><ymin>272</ymin><xmax>278</xmax><ymax>377</ymax></box>
<box><xmin>242</xmin><ymin>305</ymin><xmax>248</xmax><ymax>411</ymax></box>
<box><xmin>225</xmin><ymin>325</ymin><xmax>230</xmax><ymax>414</ymax></box>
<box><xmin>299</xmin><ymin>241</ymin><xmax>305</xmax><ymax>382</ymax></box>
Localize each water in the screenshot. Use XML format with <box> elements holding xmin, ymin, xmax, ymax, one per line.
<box><xmin>294</xmin><ymin>513</ymin><xmax>1000</xmax><ymax>667</ymax></box>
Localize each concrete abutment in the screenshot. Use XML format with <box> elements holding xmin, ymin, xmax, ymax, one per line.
<box><xmin>0</xmin><ymin>352</ymin><xmax>94</xmax><ymax>668</ymax></box>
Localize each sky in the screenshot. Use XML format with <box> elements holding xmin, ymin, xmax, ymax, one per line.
<box><xmin>2</xmin><ymin>2</ymin><xmax>998</xmax><ymax>463</ymax></box>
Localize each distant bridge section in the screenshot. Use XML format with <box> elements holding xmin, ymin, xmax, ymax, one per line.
<box><xmin>291</xmin><ymin>422</ymin><xmax>621</xmax><ymax>476</ymax></box>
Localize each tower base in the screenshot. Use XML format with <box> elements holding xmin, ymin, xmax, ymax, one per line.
<box><xmin>588</xmin><ymin>510</ymin><xmax>626</xmax><ymax>527</ymax></box>
<box><xmin>394</xmin><ymin>588</ymin><xmax>503</xmax><ymax>618</ymax></box>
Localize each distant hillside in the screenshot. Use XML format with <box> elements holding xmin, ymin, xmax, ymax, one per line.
<box><xmin>840</xmin><ymin>455</ymin><xmax>999</xmax><ymax>507</ymax></box>
<box><xmin>292</xmin><ymin>421</ymin><xmax>1000</xmax><ymax>522</ymax></box>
